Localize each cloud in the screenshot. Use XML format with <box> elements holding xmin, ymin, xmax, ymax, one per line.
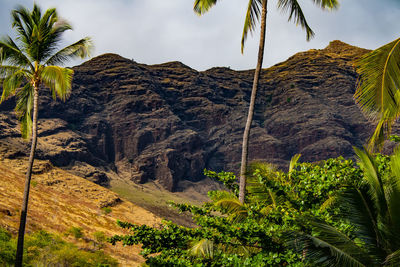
<box><xmin>1</xmin><ymin>0</ymin><xmax>399</xmax><ymax>70</ymax></box>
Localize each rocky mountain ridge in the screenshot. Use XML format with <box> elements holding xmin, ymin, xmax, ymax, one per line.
<box><xmin>0</xmin><ymin>40</ymin><xmax>374</xmax><ymax>191</ymax></box>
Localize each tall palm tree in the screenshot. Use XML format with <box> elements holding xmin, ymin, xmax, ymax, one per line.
<box><xmin>291</xmin><ymin>148</ymin><xmax>400</xmax><ymax>266</ymax></box>
<box><xmin>194</xmin><ymin>0</ymin><xmax>339</xmax><ymax>203</ymax></box>
<box><xmin>0</xmin><ymin>4</ymin><xmax>92</xmax><ymax>266</ymax></box>
<box><xmin>354</xmin><ymin>38</ymin><xmax>400</xmax><ymax>151</ymax></box>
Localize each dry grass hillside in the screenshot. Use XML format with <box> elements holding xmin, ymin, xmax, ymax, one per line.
<box><xmin>0</xmin><ymin>156</ymin><xmax>162</xmax><ymax>266</ymax></box>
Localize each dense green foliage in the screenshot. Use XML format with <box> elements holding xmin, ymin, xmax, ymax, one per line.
<box><xmin>111</xmin><ymin>156</ymin><xmax>366</xmax><ymax>266</ymax></box>
<box><xmin>0</xmin><ymin>227</ymin><xmax>118</xmax><ymax>266</ymax></box>
<box><xmin>291</xmin><ymin>148</ymin><xmax>400</xmax><ymax>266</ymax></box>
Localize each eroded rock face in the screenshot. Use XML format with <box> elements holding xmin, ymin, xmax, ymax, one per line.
<box><xmin>0</xmin><ymin>41</ymin><xmax>374</xmax><ymax>191</ymax></box>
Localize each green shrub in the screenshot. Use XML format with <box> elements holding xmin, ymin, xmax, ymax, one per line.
<box><xmin>0</xmin><ymin>228</ymin><xmax>15</xmax><ymax>266</ymax></box>
<box><xmin>0</xmin><ymin>227</ymin><xmax>118</xmax><ymax>266</ymax></box>
<box><xmin>67</xmin><ymin>226</ymin><xmax>83</xmax><ymax>239</ymax></box>
<box><xmin>101</xmin><ymin>207</ymin><xmax>112</xmax><ymax>215</ymax></box>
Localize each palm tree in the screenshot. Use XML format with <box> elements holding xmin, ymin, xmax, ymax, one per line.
<box><xmin>291</xmin><ymin>148</ymin><xmax>400</xmax><ymax>266</ymax></box>
<box><xmin>0</xmin><ymin>4</ymin><xmax>92</xmax><ymax>266</ymax></box>
<box><xmin>194</xmin><ymin>0</ymin><xmax>339</xmax><ymax>203</ymax></box>
<box><xmin>354</xmin><ymin>38</ymin><xmax>400</xmax><ymax>151</ymax></box>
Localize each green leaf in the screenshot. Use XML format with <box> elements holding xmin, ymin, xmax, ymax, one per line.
<box><xmin>354</xmin><ymin>38</ymin><xmax>400</xmax><ymax>150</ymax></box>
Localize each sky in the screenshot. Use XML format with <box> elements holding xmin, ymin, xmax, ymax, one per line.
<box><xmin>0</xmin><ymin>0</ymin><xmax>399</xmax><ymax>71</ymax></box>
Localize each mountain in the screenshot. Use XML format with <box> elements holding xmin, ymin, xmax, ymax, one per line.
<box><xmin>0</xmin><ymin>40</ymin><xmax>373</xmax><ymax>192</ymax></box>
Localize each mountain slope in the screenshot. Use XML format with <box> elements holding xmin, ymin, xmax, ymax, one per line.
<box><xmin>0</xmin><ymin>156</ymin><xmax>160</xmax><ymax>266</ymax></box>
<box><xmin>0</xmin><ymin>40</ymin><xmax>372</xmax><ymax>191</ymax></box>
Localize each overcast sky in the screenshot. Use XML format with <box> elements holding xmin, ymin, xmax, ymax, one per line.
<box><xmin>1</xmin><ymin>0</ymin><xmax>399</xmax><ymax>71</ymax></box>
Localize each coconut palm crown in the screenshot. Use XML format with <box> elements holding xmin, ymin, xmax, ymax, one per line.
<box><xmin>0</xmin><ymin>4</ymin><xmax>92</xmax><ymax>266</ymax></box>
<box><xmin>0</xmin><ymin>4</ymin><xmax>92</xmax><ymax>138</ymax></box>
<box><xmin>194</xmin><ymin>0</ymin><xmax>338</xmax><ymax>54</ymax></box>
<box><xmin>194</xmin><ymin>0</ymin><xmax>339</xmax><ymax>203</ymax></box>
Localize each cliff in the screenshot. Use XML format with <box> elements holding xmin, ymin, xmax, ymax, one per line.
<box><xmin>0</xmin><ymin>40</ymin><xmax>373</xmax><ymax>191</ymax></box>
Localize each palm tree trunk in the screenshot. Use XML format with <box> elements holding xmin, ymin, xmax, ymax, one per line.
<box><xmin>15</xmin><ymin>86</ymin><xmax>39</xmax><ymax>267</ymax></box>
<box><xmin>239</xmin><ymin>0</ymin><xmax>268</xmax><ymax>204</ymax></box>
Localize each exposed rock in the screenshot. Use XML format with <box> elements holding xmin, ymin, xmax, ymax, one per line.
<box><xmin>99</xmin><ymin>197</ymin><xmax>122</xmax><ymax>209</ymax></box>
<box><xmin>0</xmin><ymin>41</ymin><xmax>376</xmax><ymax>191</ymax></box>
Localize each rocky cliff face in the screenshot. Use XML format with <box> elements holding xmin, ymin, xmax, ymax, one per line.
<box><xmin>0</xmin><ymin>41</ymin><xmax>374</xmax><ymax>191</ymax></box>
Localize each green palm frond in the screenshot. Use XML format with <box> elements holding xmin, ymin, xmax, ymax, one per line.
<box><xmin>45</xmin><ymin>37</ymin><xmax>93</xmax><ymax>66</ymax></box>
<box><xmin>211</xmin><ymin>191</ymin><xmax>249</xmax><ymax>222</ymax></box>
<box><xmin>0</xmin><ymin>65</ymin><xmax>24</xmax><ymax>78</ymax></box>
<box><xmin>386</xmin><ymin>148</ymin><xmax>400</xmax><ymax>242</ymax></box>
<box><xmin>289</xmin><ymin>220</ymin><xmax>371</xmax><ymax>267</ymax></box>
<box><xmin>277</xmin><ymin>0</ymin><xmax>314</xmax><ymax>41</ymax></box>
<box><xmin>241</xmin><ymin>0</ymin><xmax>263</xmax><ymax>53</ymax></box>
<box><xmin>1</xmin><ymin>69</ymin><xmax>29</xmax><ymax>103</ymax></box>
<box><xmin>289</xmin><ymin>154</ymin><xmax>301</xmax><ymax>173</ymax></box>
<box><xmin>193</xmin><ymin>0</ymin><xmax>220</xmax><ymax>15</ymax></box>
<box><xmin>190</xmin><ymin>239</ymin><xmax>214</xmax><ymax>259</ymax></box>
<box><xmin>339</xmin><ymin>187</ymin><xmax>384</xmax><ymax>255</ymax></box>
<box><xmin>385</xmin><ymin>248</ymin><xmax>400</xmax><ymax>265</ymax></box>
<box><xmin>15</xmin><ymin>83</ymin><xmax>34</xmax><ymax>139</ymax></box>
<box><xmin>41</xmin><ymin>65</ymin><xmax>73</xmax><ymax>101</ymax></box>
<box><xmin>354</xmin><ymin>38</ymin><xmax>400</xmax><ymax>150</ymax></box>
<box><xmin>319</xmin><ymin>194</ymin><xmax>338</xmax><ymax>212</ymax></box>
<box><xmin>289</xmin><ymin>153</ymin><xmax>301</xmax><ymax>180</ymax></box>
<box><xmin>354</xmin><ymin>147</ymin><xmax>388</xmax><ymax>216</ymax></box>
<box><xmin>0</xmin><ymin>37</ymin><xmax>33</xmax><ymax>69</ymax></box>
<box><xmin>11</xmin><ymin>5</ymin><xmax>33</xmax><ymax>46</ymax></box>
<box><xmin>311</xmin><ymin>0</ymin><xmax>340</xmax><ymax>9</ymax></box>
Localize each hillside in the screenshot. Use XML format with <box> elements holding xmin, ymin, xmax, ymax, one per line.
<box><xmin>0</xmin><ymin>40</ymin><xmax>373</xmax><ymax>192</ymax></box>
<box><xmin>0</xmin><ymin>156</ymin><xmax>161</xmax><ymax>266</ymax></box>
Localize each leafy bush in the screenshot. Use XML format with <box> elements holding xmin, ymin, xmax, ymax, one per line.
<box><xmin>67</xmin><ymin>226</ymin><xmax>84</xmax><ymax>239</ymax></box>
<box><xmin>112</xmin><ymin>156</ymin><xmax>364</xmax><ymax>266</ymax></box>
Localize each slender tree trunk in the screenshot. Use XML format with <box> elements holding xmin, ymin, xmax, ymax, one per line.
<box><xmin>239</xmin><ymin>0</ymin><xmax>268</xmax><ymax>204</ymax></box>
<box><xmin>15</xmin><ymin>86</ymin><xmax>39</xmax><ymax>267</ymax></box>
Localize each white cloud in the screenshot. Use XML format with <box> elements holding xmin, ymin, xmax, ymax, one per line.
<box><xmin>1</xmin><ymin>0</ymin><xmax>399</xmax><ymax>70</ymax></box>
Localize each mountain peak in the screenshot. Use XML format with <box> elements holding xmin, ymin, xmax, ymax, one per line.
<box><xmin>323</xmin><ymin>40</ymin><xmax>369</xmax><ymax>56</ymax></box>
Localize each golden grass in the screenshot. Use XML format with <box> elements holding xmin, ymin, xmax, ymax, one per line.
<box><xmin>0</xmin><ymin>157</ymin><xmax>161</xmax><ymax>266</ymax></box>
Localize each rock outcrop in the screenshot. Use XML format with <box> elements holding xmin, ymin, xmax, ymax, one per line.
<box><xmin>0</xmin><ymin>41</ymin><xmax>374</xmax><ymax>191</ymax></box>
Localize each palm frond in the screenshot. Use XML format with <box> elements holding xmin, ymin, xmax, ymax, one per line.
<box><xmin>38</xmin><ymin>19</ymin><xmax>74</xmax><ymax>62</ymax></box>
<box><xmin>193</xmin><ymin>0</ymin><xmax>219</xmax><ymax>15</ymax></box>
<box><xmin>45</xmin><ymin>37</ymin><xmax>93</xmax><ymax>66</ymax></box>
<box><xmin>277</xmin><ymin>0</ymin><xmax>314</xmax><ymax>41</ymax></box>
<box><xmin>1</xmin><ymin>69</ymin><xmax>29</xmax><ymax>103</ymax></box>
<box><xmin>190</xmin><ymin>239</ymin><xmax>214</xmax><ymax>259</ymax></box>
<box><xmin>354</xmin><ymin>147</ymin><xmax>388</xmax><ymax>216</ymax></box>
<box><xmin>339</xmin><ymin>187</ymin><xmax>385</xmax><ymax>256</ymax></box>
<box><xmin>367</xmin><ymin>118</ymin><xmax>388</xmax><ymax>152</ymax></box>
<box><xmin>289</xmin><ymin>154</ymin><xmax>301</xmax><ymax>173</ymax></box>
<box><xmin>289</xmin><ymin>221</ymin><xmax>370</xmax><ymax>267</ymax></box>
<box><xmin>241</xmin><ymin>0</ymin><xmax>263</xmax><ymax>53</ymax></box>
<box><xmin>0</xmin><ymin>37</ymin><xmax>33</xmax><ymax>70</ymax></box>
<box><xmin>11</xmin><ymin>5</ymin><xmax>33</xmax><ymax>47</ymax></box>
<box><xmin>385</xmin><ymin>248</ymin><xmax>400</xmax><ymax>265</ymax></box>
<box><xmin>212</xmin><ymin>191</ymin><xmax>249</xmax><ymax>222</ymax></box>
<box><xmin>15</xmin><ymin>83</ymin><xmax>34</xmax><ymax>139</ymax></box>
<box><xmin>311</xmin><ymin>0</ymin><xmax>340</xmax><ymax>9</ymax></box>
<box><xmin>385</xmin><ymin>148</ymin><xmax>400</xmax><ymax>243</ymax></box>
<box><xmin>40</xmin><ymin>65</ymin><xmax>73</xmax><ymax>101</ymax></box>
<box><xmin>354</xmin><ymin>38</ymin><xmax>400</xmax><ymax>150</ymax></box>
<box><xmin>319</xmin><ymin>194</ymin><xmax>338</xmax><ymax>212</ymax></box>
<box><xmin>0</xmin><ymin>65</ymin><xmax>27</xmax><ymax>79</ymax></box>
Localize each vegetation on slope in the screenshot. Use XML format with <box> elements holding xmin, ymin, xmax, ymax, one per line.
<box><xmin>0</xmin><ymin>227</ymin><xmax>117</xmax><ymax>266</ymax></box>
<box><xmin>0</xmin><ymin>156</ymin><xmax>161</xmax><ymax>266</ymax></box>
